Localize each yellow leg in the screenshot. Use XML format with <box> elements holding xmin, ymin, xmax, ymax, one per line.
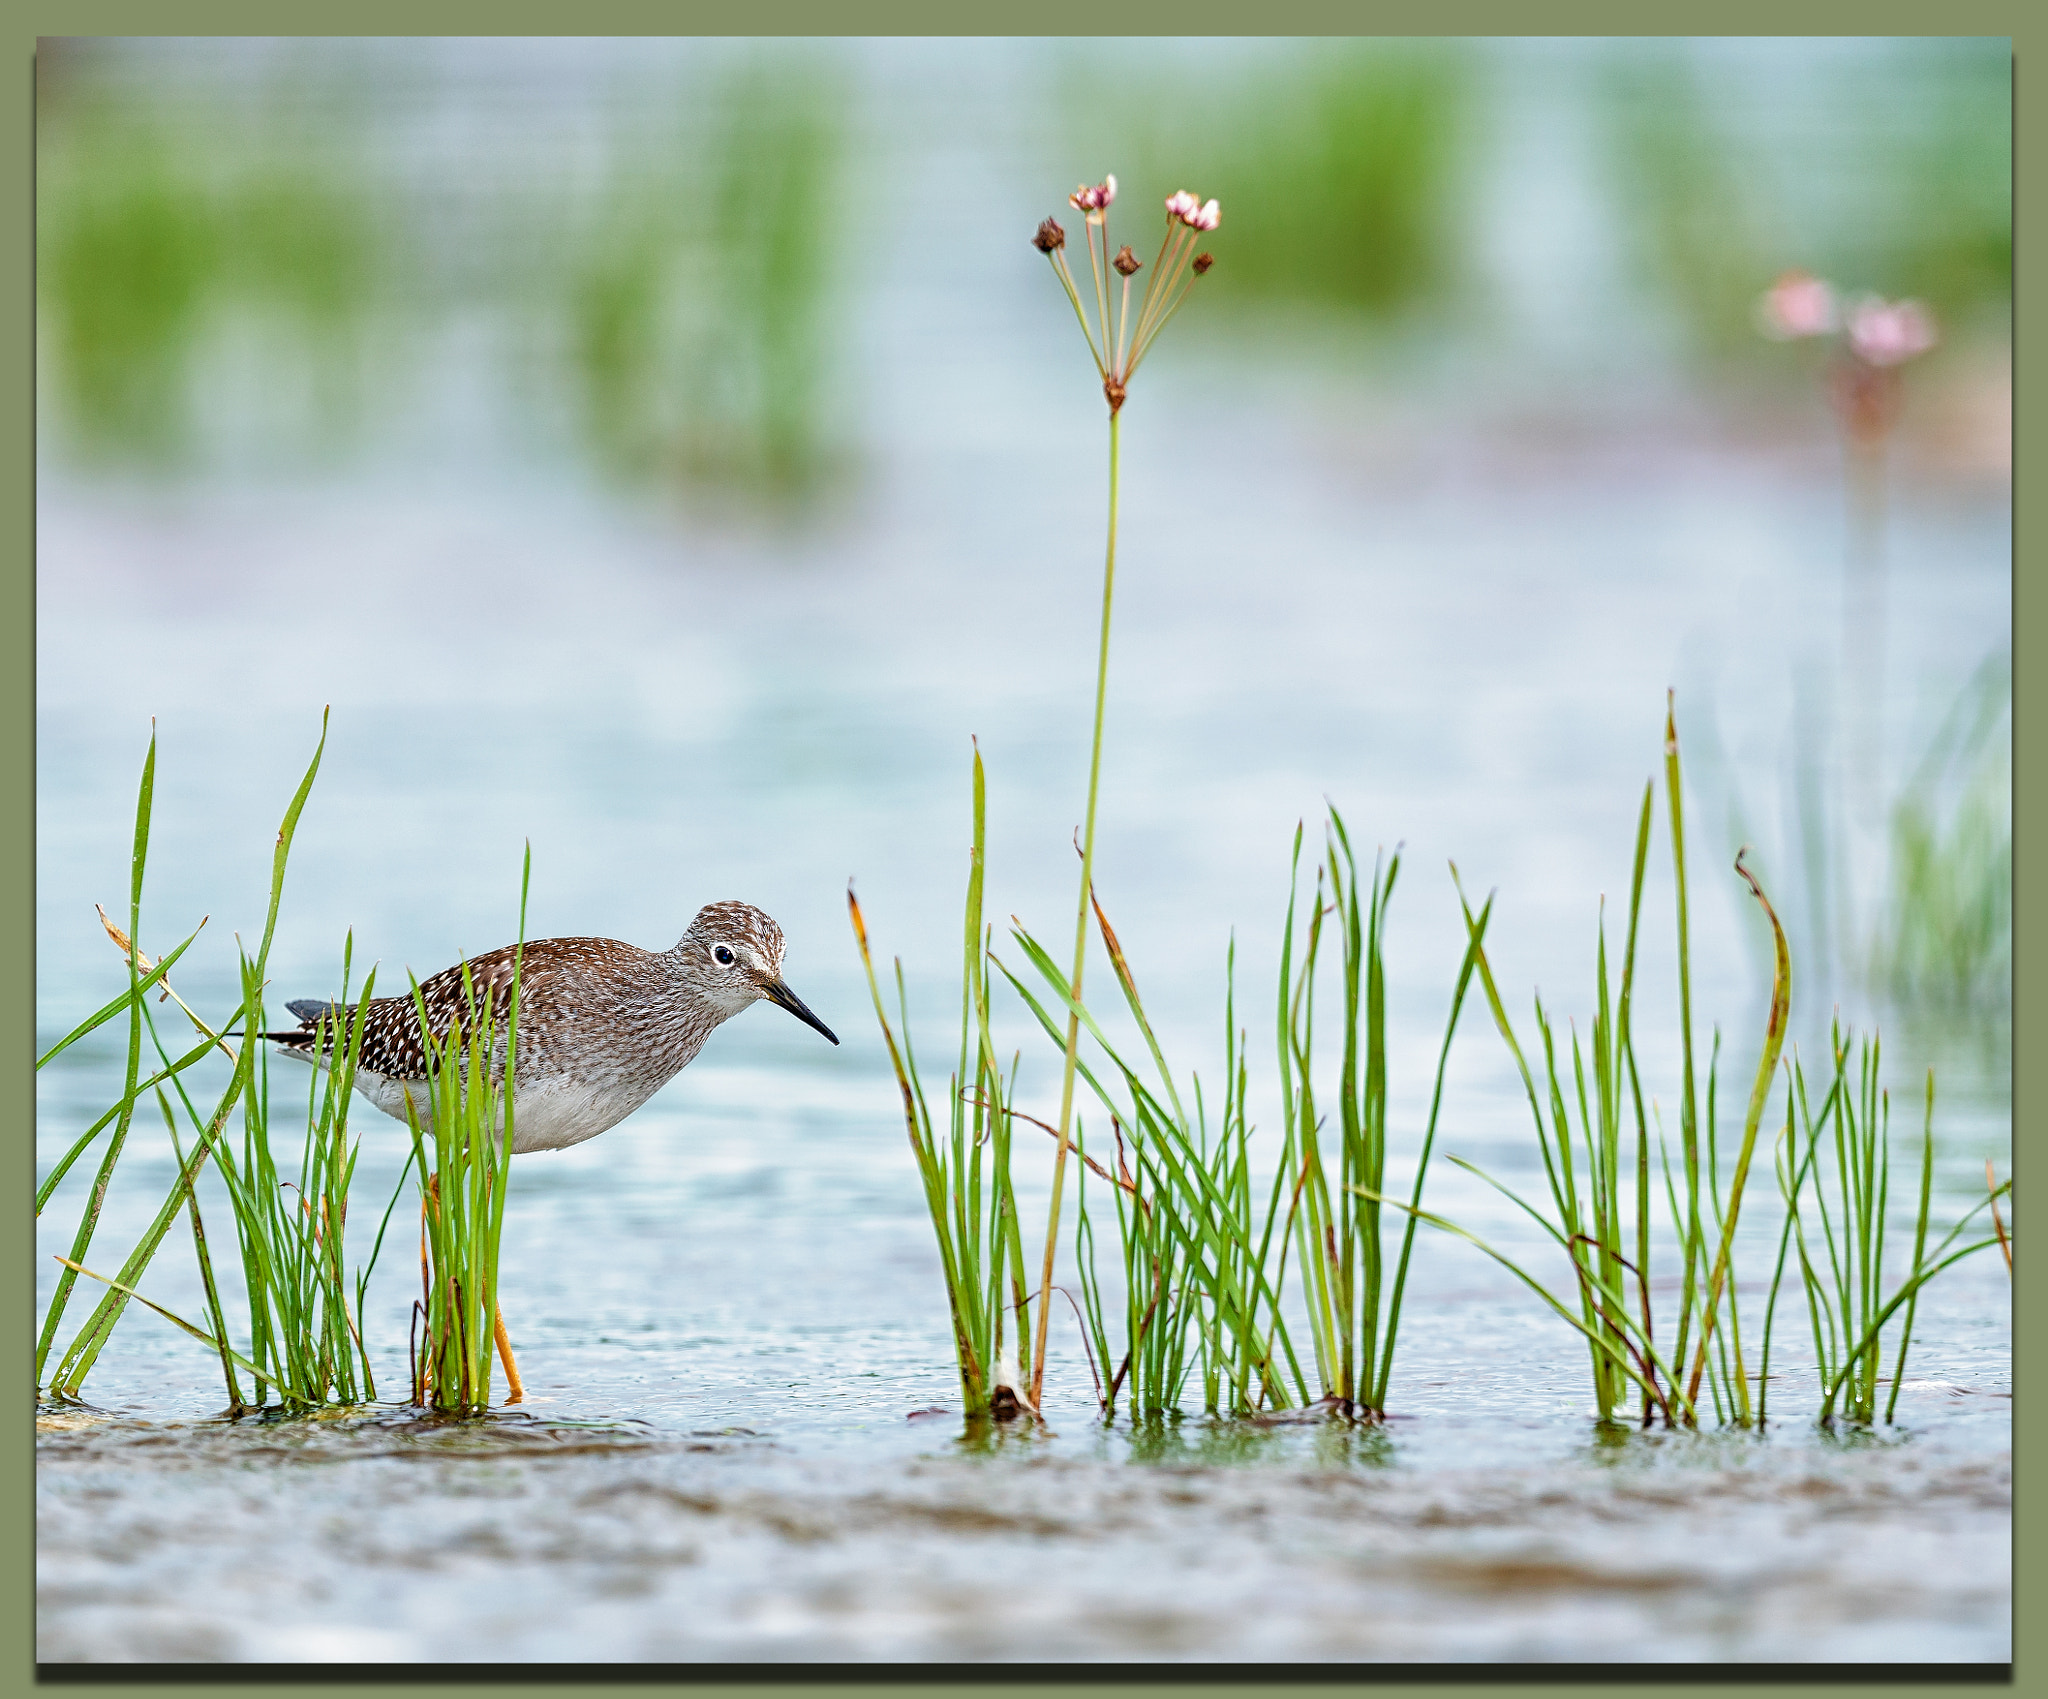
<box><xmin>493</xmin><ymin>1305</ymin><xmax>525</xmax><ymax>1405</ymax></box>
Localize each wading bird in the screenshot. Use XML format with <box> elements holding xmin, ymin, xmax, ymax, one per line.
<box><xmin>269</xmin><ymin>901</ymin><xmax>837</xmax><ymax>1401</ymax></box>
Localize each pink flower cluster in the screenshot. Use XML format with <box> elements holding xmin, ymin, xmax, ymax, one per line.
<box><xmin>1164</xmin><ymin>190</ymin><xmax>1221</xmax><ymax>231</ymax></box>
<box><xmin>1069</xmin><ymin>175</ymin><xmax>1117</xmax><ymax>215</ymax></box>
<box><xmin>1846</xmin><ymin>297</ymin><xmax>1939</xmax><ymax>368</ymax></box>
<box><xmin>1034</xmin><ymin>168</ymin><xmax>1221</xmax><ymax>413</ymax></box>
<box><xmin>1756</xmin><ymin>270</ymin><xmax>1938</xmax><ymax>368</ymax></box>
<box><xmin>1757</xmin><ymin>270</ymin><xmax>1837</xmax><ymax>340</ymax></box>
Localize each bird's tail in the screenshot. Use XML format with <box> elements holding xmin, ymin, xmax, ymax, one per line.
<box><xmin>239</xmin><ymin>1001</ymin><xmax>352</xmax><ymax>1047</ymax></box>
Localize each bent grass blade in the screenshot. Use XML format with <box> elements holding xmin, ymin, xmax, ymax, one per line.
<box><xmin>1681</xmin><ymin>850</ymin><xmax>1791</xmax><ymax>1418</ymax></box>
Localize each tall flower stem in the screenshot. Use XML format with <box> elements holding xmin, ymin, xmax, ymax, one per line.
<box><xmin>1032</xmin><ymin>405</ymin><xmax>1120</xmax><ymax>1407</ymax></box>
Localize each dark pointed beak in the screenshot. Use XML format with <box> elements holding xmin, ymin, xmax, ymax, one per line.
<box><xmin>762</xmin><ymin>978</ymin><xmax>839</xmax><ymax>1045</ymax></box>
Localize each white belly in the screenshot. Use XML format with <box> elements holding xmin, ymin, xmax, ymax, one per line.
<box><xmin>348</xmin><ymin>1067</ymin><xmax>658</xmax><ymax>1155</ymax></box>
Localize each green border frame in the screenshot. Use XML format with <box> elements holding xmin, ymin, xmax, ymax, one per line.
<box><xmin>15</xmin><ymin>10</ymin><xmax>2025</xmax><ymax>1698</ymax></box>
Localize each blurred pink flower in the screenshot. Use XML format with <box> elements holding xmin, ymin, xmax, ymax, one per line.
<box><xmin>1757</xmin><ymin>270</ymin><xmax>1837</xmax><ymax>340</ymax></box>
<box><xmin>1847</xmin><ymin>296</ymin><xmax>1939</xmax><ymax>367</ymax></box>
<box><xmin>1165</xmin><ymin>190</ymin><xmax>1221</xmax><ymax>231</ymax></box>
<box><xmin>1164</xmin><ymin>190</ymin><xmax>1199</xmax><ymax>221</ymax></box>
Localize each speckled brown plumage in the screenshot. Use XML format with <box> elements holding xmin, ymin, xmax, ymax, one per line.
<box><xmin>270</xmin><ymin>901</ymin><xmax>836</xmax><ymax>1154</ymax></box>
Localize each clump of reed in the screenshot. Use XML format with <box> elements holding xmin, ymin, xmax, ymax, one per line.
<box><xmin>849</xmin><ymin>746</ymin><xmax>1033</xmax><ymax>1419</ymax></box>
<box><xmin>1773</xmin><ymin>1030</ymin><xmax>2011</xmax><ymax>1424</ymax></box>
<box><xmin>1340</xmin><ymin>699</ymin><xmax>2011</xmax><ymax>1432</ymax></box>
<box><xmin>1680</xmin><ymin>645</ymin><xmax>2010</xmax><ymax>1078</ymax></box>
<box><xmin>1271</xmin><ymin>818</ymin><xmax>1490</xmax><ymax>1416</ymax></box>
<box><xmin>1370</xmin><ymin>700</ymin><xmax>1792</xmax><ymax>1430</ymax></box>
<box><xmin>37</xmin><ymin>713</ymin><xmax>397</xmax><ymax>1408</ymax></box>
<box><xmin>175</xmin><ymin>947</ymin><xmax>387</xmax><ymax>1409</ymax></box>
<box><xmin>404</xmin><ymin>852</ymin><xmax>530</xmax><ymax>1413</ymax></box>
<box><xmin>567</xmin><ymin>56</ymin><xmax>849</xmax><ymax>499</ymax></box>
<box><xmin>1877</xmin><ymin>649</ymin><xmax>2011</xmax><ymax>1023</ymax></box>
<box><xmin>1003</xmin><ymin>888</ymin><xmax>1298</xmax><ymax>1420</ymax></box>
<box><xmin>855</xmin><ymin>174</ymin><xmax>2008</xmax><ymax>1435</ymax></box>
<box><xmin>36</xmin><ymin>715</ymin><xmax>531</xmax><ymax>1416</ymax></box>
<box><xmin>995</xmin><ymin>808</ymin><xmax>1491</xmax><ymax>1424</ymax></box>
<box><xmin>37</xmin><ymin>45</ymin><xmax>848</xmax><ymax>502</ymax></box>
<box><xmin>1106</xmin><ymin>42</ymin><xmax>1469</xmax><ymax>324</ymax></box>
<box><xmin>36</xmin><ymin>77</ymin><xmax>379</xmax><ymax>465</ymax></box>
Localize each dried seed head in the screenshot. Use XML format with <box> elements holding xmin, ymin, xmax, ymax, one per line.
<box><xmin>1033</xmin><ymin>217</ymin><xmax>1066</xmax><ymax>253</ymax></box>
<box><xmin>1112</xmin><ymin>244</ymin><xmax>1140</xmax><ymax>277</ymax></box>
<box><xmin>1192</xmin><ymin>252</ymin><xmax>1214</xmax><ymax>276</ymax></box>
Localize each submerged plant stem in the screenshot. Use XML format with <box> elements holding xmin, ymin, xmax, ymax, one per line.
<box><xmin>1033</xmin><ymin>407</ymin><xmax>1121</xmax><ymax>1408</ymax></box>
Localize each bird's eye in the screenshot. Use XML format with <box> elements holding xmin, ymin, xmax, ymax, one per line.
<box><xmin>714</xmin><ymin>945</ymin><xmax>736</xmax><ymax>966</ymax></box>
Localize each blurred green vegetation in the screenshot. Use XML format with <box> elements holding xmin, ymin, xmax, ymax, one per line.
<box><xmin>1112</xmin><ymin>42</ymin><xmax>1470</xmax><ymax>324</ymax></box>
<box><xmin>1601</xmin><ymin>40</ymin><xmax>2011</xmax><ymax>363</ymax></box>
<box><xmin>1878</xmin><ymin>651</ymin><xmax>2010</xmax><ymax>1023</ymax></box>
<box><xmin>34</xmin><ymin>41</ymin><xmax>2010</xmax><ymax>476</ymax></box>
<box><xmin>1691</xmin><ymin>648</ymin><xmax>2010</xmax><ymax>1070</ymax></box>
<box><xmin>35</xmin><ymin>49</ymin><xmax>847</xmax><ymax>501</ymax></box>
<box><xmin>568</xmin><ymin>62</ymin><xmax>846</xmax><ymax>497</ymax></box>
<box><xmin>37</xmin><ymin>96</ymin><xmax>378</xmax><ymax>464</ymax></box>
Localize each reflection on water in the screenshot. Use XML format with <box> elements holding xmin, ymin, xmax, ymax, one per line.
<box><xmin>36</xmin><ymin>1384</ymin><xmax>2009</xmax><ymax>1662</ymax></box>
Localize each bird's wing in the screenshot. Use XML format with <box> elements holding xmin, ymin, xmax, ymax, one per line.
<box><xmin>275</xmin><ymin>940</ymin><xmax>549</xmax><ymax>1080</ymax></box>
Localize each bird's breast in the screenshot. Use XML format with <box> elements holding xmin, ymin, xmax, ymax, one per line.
<box><xmin>503</xmin><ymin>1074</ymin><xmax>660</xmax><ymax>1154</ymax></box>
<box><xmin>314</xmin><ymin>981</ymin><xmax>719</xmax><ymax>1153</ymax></box>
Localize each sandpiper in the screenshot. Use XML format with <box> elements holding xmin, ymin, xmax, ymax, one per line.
<box><xmin>270</xmin><ymin>900</ymin><xmax>837</xmax><ymax>1152</ymax></box>
<box><xmin>268</xmin><ymin>900</ymin><xmax>837</xmax><ymax>1402</ymax></box>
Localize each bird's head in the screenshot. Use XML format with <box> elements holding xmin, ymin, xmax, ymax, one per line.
<box><xmin>680</xmin><ymin>901</ymin><xmax>838</xmax><ymax>1044</ymax></box>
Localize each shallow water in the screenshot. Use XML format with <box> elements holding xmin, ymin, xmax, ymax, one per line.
<box><xmin>35</xmin><ymin>1392</ymin><xmax>2011</xmax><ymax>1663</ymax></box>
<box><xmin>34</xmin><ymin>404</ymin><xmax>2012</xmax><ymax>1657</ymax></box>
<box><xmin>36</xmin><ymin>44</ymin><xmax>2009</xmax><ymax>1663</ymax></box>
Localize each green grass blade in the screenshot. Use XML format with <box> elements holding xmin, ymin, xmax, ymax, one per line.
<box><xmin>1683</xmin><ymin>851</ymin><xmax>1791</xmax><ymax>1412</ymax></box>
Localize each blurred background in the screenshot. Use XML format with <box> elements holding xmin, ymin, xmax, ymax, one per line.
<box><xmin>37</xmin><ymin>36</ymin><xmax>2010</xmax><ymax>1209</ymax></box>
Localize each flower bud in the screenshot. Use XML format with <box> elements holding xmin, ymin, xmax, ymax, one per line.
<box><xmin>1033</xmin><ymin>217</ymin><xmax>1066</xmax><ymax>253</ymax></box>
<box><xmin>1192</xmin><ymin>252</ymin><xmax>1214</xmax><ymax>275</ymax></box>
<box><xmin>1112</xmin><ymin>244</ymin><xmax>1140</xmax><ymax>276</ymax></box>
